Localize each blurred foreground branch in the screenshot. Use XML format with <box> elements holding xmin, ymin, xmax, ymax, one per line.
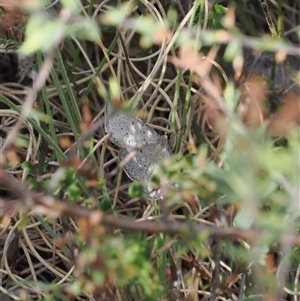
<box><xmin>1</xmin><ymin>169</ymin><xmax>300</xmax><ymax>245</ymax></box>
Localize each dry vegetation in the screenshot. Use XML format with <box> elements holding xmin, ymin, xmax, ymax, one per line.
<box><xmin>0</xmin><ymin>0</ymin><xmax>300</xmax><ymax>301</ymax></box>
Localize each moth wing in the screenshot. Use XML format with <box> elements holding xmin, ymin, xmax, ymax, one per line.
<box><xmin>105</xmin><ymin>109</ymin><xmax>159</xmax><ymax>147</ymax></box>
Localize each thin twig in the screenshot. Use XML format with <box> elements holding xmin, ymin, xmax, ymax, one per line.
<box><xmin>117</xmin><ymin>28</ymin><xmax>142</xmax><ymax>96</ymax></box>
<box><xmin>1</xmin><ymin>170</ymin><xmax>300</xmax><ymax>245</ymax></box>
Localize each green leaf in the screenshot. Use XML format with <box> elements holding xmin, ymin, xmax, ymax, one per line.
<box><xmin>252</xmin><ymin>245</ymin><xmax>270</xmax><ymax>266</ymax></box>
<box><xmin>21</xmin><ymin>161</ymin><xmax>35</xmax><ymax>173</ymax></box>
<box><xmin>66</xmin><ymin>183</ymin><xmax>82</xmax><ymax>202</ymax></box>
<box><xmin>213</xmin><ymin>4</ymin><xmax>228</xmax><ymax>14</ymax></box>
<box><xmin>224</xmin><ymin>81</ymin><xmax>239</xmax><ymax>111</ymax></box>
<box><xmin>67</xmin><ymin>18</ymin><xmax>100</xmax><ymax>41</ymax></box>
<box><xmin>0</xmin><ymin>7</ymin><xmax>4</xmax><ymax>19</ymax></box>
<box><xmin>101</xmin><ymin>3</ymin><xmax>133</xmax><ymax>25</ymax></box>
<box><xmin>224</xmin><ymin>41</ymin><xmax>243</xmax><ymax>62</ymax></box>
<box><xmin>20</xmin><ymin>14</ymin><xmax>66</xmax><ymax>55</ymax></box>
<box><xmin>234</xmin><ymin>207</ymin><xmax>256</xmax><ymax>229</ymax></box>
<box><xmin>167</xmin><ymin>8</ymin><xmax>178</xmax><ymax>24</ymax></box>
<box><xmin>61</xmin><ymin>0</ymin><xmax>81</xmax><ymax>14</ymax></box>
<box><xmin>28</xmin><ymin>109</ymin><xmax>51</xmax><ymax>123</ymax></box>
<box><xmin>128</xmin><ymin>182</ymin><xmax>144</xmax><ymax>198</ymax></box>
<box><xmin>208</xmin><ymin>5</ymin><xmax>227</xmax><ymax>29</ymax></box>
<box><xmin>14</xmin><ymin>136</ymin><xmax>29</xmax><ymax>148</ymax></box>
<box><xmin>99</xmin><ymin>196</ymin><xmax>113</xmax><ymax>211</ymax></box>
<box><xmin>18</xmin><ymin>212</ymin><xmax>30</xmax><ymax>230</ymax></box>
<box><xmin>109</xmin><ymin>77</ymin><xmax>122</xmax><ymax>101</ymax></box>
<box><xmin>22</xmin><ymin>0</ymin><xmax>49</xmax><ymax>11</ymax></box>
